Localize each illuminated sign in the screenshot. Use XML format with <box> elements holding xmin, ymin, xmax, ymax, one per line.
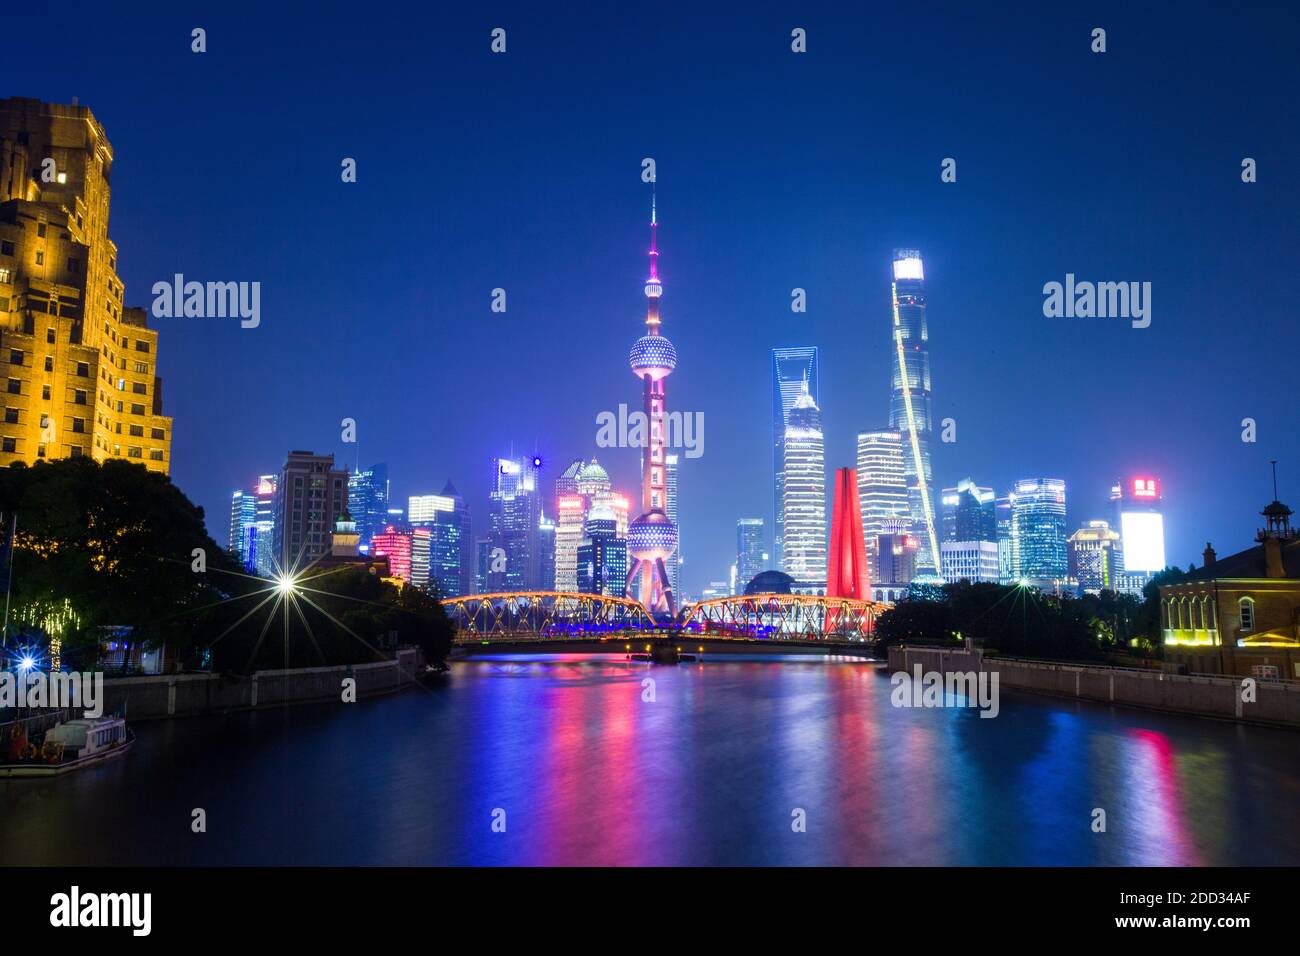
<box><xmin>1132</xmin><ymin>477</ymin><xmax>1158</xmax><ymax>498</ymax></box>
<box><xmin>1120</xmin><ymin>512</ymin><xmax>1165</xmax><ymax>572</ymax></box>
<box><xmin>893</xmin><ymin>256</ymin><xmax>924</xmax><ymax>281</ymax></box>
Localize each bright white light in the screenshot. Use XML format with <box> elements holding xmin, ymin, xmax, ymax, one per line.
<box><xmin>1120</xmin><ymin>512</ymin><xmax>1166</xmax><ymax>572</ymax></box>
<box><xmin>893</xmin><ymin>256</ymin><xmax>924</xmax><ymax>281</ymax></box>
<box><xmin>19</xmin><ymin>656</ymin><xmax>35</xmax><ymax>670</ymax></box>
<box><xmin>275</xmin><ymin>575</ymin><xmax>297</xmax><ymax>594</ymax></box>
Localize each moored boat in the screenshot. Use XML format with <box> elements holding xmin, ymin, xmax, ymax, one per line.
<box><xmin>0</xmin><ymin>715</ymin><xmax>133</xmax><ymax>778</ymax></box>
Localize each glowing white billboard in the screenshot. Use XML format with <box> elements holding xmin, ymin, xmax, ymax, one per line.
<box><xmin>893</xmin><ymin>256</ymin><xmax>924</xmax><ymax>281</ymax></box>
<box><xmin>1120</xmin><ymin>511</ymin><xmax>1165</xmax><ymax>572</ymax></box>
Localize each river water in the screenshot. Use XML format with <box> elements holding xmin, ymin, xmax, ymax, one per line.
<box><xmin>3</xmin><ymin>654</ymin><xmax>1298</xmax><ymax>866</ymax></box>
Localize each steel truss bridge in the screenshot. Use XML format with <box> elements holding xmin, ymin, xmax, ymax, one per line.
<box><xmin>444</xmin><ymin>591</ymin><xmax>887</xmax><ymax>645</ymax></box>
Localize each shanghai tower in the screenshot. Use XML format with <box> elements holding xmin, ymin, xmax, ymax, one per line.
<box><xmin>888</xmin><ymin>249</ymin><xmax>940</xmax><ymax>574</ymax></box>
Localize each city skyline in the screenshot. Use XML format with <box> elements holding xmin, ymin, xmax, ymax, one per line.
<box><xmin>9</xmin><ymin>7</ymin><xmax>1295</xmax><ymax>597</ymax></box>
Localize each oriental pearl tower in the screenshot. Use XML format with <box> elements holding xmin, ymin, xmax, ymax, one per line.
<box><xmin>626</xmin><ymin>187</ymin><xmax>678</xmax><ymax>616</ymax></box>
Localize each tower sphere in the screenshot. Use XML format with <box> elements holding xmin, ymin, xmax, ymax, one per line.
<box><xmin>627</xmin><ymin>510</ymin><xmax>678</xmax><ymax>561</ymax></box>
<box><xmin>629</xmin><ymin>334</ymin><xmax>677</xmax><ymax>380</ymax></box>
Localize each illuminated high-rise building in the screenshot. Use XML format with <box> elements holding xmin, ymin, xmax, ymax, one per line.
<box><xmin>772</xmin><ymin>347</ymin><xmax>819</xmax><ymax>561</ymax></box>
<box><xmin>249</xmin><ymin>475</ymin><xmax>277</xmax><ymax>577</ymax></box>
<box><xmin>782</xmin><ymin>378</ymin><xmax>826</xmax><ymax>593</ymax></box>
<box><xmin>873</xmin><ymin>522</ymin><xmax>918</xmax><ymax>602</ymax></box>
<box><xmin>554</xmin><ymin>458</ymin><xmax>627</xmax><ymax>592</ymax></box>
<box><xmin>577</xmin><ymin>502</ymin><xmax>628</xmax><ymax>597</ymax></box>
<box><xmin>1110</xmin><ymin>476</ymin><xmax>1167</xmax><ymax>594</ymax></box>
<box><xmin>887</xmin><ymin>250</ymin><xmax>939</xmax><ymax>573</ymax></box>
<box><xmin>229</xmin><ymin>489</ymin><xmax>256</xmax><ymax>567</ymax></box>
<box><xmin>995</xmin><ymin>494</ymin><xmax>1014</xmax><ymax>584</ymax></box>
<box><xmin>1068</xmin><ymin>520</ymin><xmax>1122</xmax><ymax>594</ymax></box>
<box><xmin>941</xmin><ymin>478</ymin><xmax>997</xmax><ymax>542</ymax></box>
<box><xmin>736</xmin><ymin>518</ymin><xmax>766</xmax><ymax>592</ymax></box>
<box><xmin>274</xmin><ymin>451</ymin><xmax>350</xmax><ymax>571</ymax></box>
<box><xmin>665</xmin><ymin>453</ymin><xmax>680</xmax><ymax>599</ymax></box>
<box><xmin>409</xmin><ymin>481</ymin><xmax>472</xmax><ymax>597</ymax></box>
<box><xmin>486</xmin><ymin>454</ymin><xmax>545</xmax><ymax>591</ymax></box>
<box><xmin>856</xmin><ymin>429</ymin><xmax>909</xmax><ymax>582</ymax></box>
<box><xmin>370</xmin><ymin>526</ymin><xmax>413</xmax><ymax>584</ymax></box>
<box><xmin>626</xmin><ymin>190</ymin><xmax>678</xmax><ymax>614</ymax></box>
<box><xmin>940</xmin><ymin>541</ymin><xmax>1001</xmax><ymax>584</ymax></box>
<box><xmin>0</xmin><ymin>98</ymin><xmax>173</xmax><ymax>471</ymax></box>
<box><xmin>554</xmin><ymin>459</ymin><xmax>586</xmax><ymax>591</ymax></box>
<box><xmin>1010</xmin><ymin>478</ymin><xmax>1069</xmax><ymax>585</ymax></box>
<box><xmin>348</xmin><ymin>462</ymin><xmax>389</xmax><ymax>551</ymax></box>
<box><xmin>539</xmin><ymin>514</ymin><xmax>556</xmax><ymax>590</ymax></box>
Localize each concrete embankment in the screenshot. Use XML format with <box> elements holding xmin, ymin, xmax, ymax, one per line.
<box><xmin>887</xmin><ymin>644</ymin><xmax>1300</xmax><ymax>729</ymax></box>
<box><xmin>99</xmin><ymin>648</ymin><xmax>423</xmax><ymax>720</ymax></box>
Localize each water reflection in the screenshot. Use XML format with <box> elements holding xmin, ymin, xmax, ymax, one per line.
<box><xmin>2</xmin><ymin>653</ymin><xmax>1297</xmax><ymax>866</ymax></box>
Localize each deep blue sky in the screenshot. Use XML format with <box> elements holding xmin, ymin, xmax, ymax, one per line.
<box><xmin>10</xmin><ymin>1</ymin><xmax>1299</xmax><ymax>593</ymax></box>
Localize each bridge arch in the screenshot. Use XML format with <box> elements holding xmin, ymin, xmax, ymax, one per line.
<box><xmin>444</xmin><ymin>591</ymin><xmax>658</xmax><ymax>641</ymax></box>
<box><xmin>677</xmin><ymin>592</ymin><xmax>888</xmax><ymax>642</ymax></box>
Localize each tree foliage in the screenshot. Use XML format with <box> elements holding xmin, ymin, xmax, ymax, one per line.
<box><xmin>875</xmin><ymin>580</ymin><xmax>1146</xmax><ymax>663</ymax></box>
<box><xmin>0</xmin><ymin>459</ymin><xmax>455</xmax><ymax>674</ymax></box>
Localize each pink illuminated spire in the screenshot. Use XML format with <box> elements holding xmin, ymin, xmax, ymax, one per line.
<box><xmin>643</xmin><ymin>181</ymin><xmax>663</xmax><ymax>323</ymax></box>
<box><xmin>648</xmin><ymin>184</ymin><xmax>659</xmax><ymax>280</ymax></box>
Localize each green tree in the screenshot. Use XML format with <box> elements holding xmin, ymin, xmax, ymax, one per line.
<box><xmin>0</xmin><ymin>458</ymin><xmax>237</xmax><ymax>670</ymax></box>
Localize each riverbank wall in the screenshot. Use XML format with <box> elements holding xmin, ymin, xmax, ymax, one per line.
<box><xmin>96</xmin><ymin>649</ymin><xmax>424</xmax><ymax>720</ymax></box>
<box><xmin>887</xmin><ymin>644</ymin><xmax>1300</xmax><ymax>729</ymax></box>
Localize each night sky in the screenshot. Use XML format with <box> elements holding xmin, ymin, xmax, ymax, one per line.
<box><xmin>10</xmin><ymin>1</ymin><xmax>1298</xmax><ymax>593</ymax></box>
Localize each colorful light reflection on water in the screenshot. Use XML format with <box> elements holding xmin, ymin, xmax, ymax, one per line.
<box><xmin>3</xmin><ymin>654</ymin><xmax>1298</xmax><ymax>866</ymax></box>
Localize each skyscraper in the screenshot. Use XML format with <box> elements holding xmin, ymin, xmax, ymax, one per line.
<box><xmin>486</xmin><ymin>454</ymin><xmax>544</xmax><ymax>591</ymax></box>
<box><xmin>736</xmin><ymin>518</ymin><xmax>766</xmax><ymax>592</ymax></box>
<box><xmin>856</xmin><ymin>429</ymin><xmax>909</xmax><ymax>582</ymax></box>
<box><xmin>576</xmin><ymin>502</ymin><xmax>628</xmax><ymax>597</ymax></box>
<box><xmin>274</xmin><ymin>451</ymin><xmax>350</xmax><ymax>571</ymax></box>
<box><xmin>250</xmin><ymin>475</ymin><xmax>278</xmax><ymax>577</ymax></box>
<box><xmin>1068</xmin><ymin>520</ymin><xmax>1122</xmax><ymax>594</ymax></box>
<box><xmin>873</xmin><ymin>522</ymin><xmax>919</xmax><ymax>602</ymax></box>
<box><xmin>0</xmin><ymin>98</ymin><xmax>173</xmax><ymax>472</ymax></box>
<box><xmin>371</xmin><ymin>526</ymin><xmax>413</xmax><ymax>584</ymax></box>
<box><xmin>828</xmin><ymin>468</ymin><xmax>870</xmax><ymax>600</ymax></box>
<box><xmin>229</xmin><ymin>490</ymin><xmax>256</xmax><ymax>567</ymax></box>
<box><xmin>772</xmin><ymin>347</ymin><xmax>819</xmax><ymax>562</ymax></box>
<box><xmin>939</xmin><ymin>541</ymin><xmax>1001</xmax><ymax>584</ymax></box>
<box><xmin>409</xmin><ymin>481</ymin><xmax>472</xmax><ymax>597</ymax></box>
<box><xmin>887</xmin><ymin>250</ymin><xmax>939</xmax><ymax>573</ymax></box>
<box><xmin>941</xmin><ymin>478</ymin><xmax>997</xmax><ymax>542</ymax></box>
<box><xmin>554</xmin><ymin>460</ymin><xmax>586</xmax><ymax>591</ymax></box>
<box><xmin>940</xmin><ymin>479</ymin><xmax>998</xmax><ymax>585</ymax></box>
<box><xmin>347</xmin><ymin>463</ymin><xmax>389</xmax><ymax>552</ymax></box>
<box><xmin>995</xmin><ymin>494</ymin><xmax>1014</xmax><ymax>584</ymax></box>
<box><xmin>782</xmin><ymin>379</ymin><xmax>826</xmax><ymax>593</ymax></box>
<box><xmin>626</xmin><ymin>190</ymin><xmax>678</xmax><ymax>614</ymax></box>
<box><xmin>1010</xmin><ymin>478</ymin><xmax>1069</xmax><ymax>585</ymax></box>
<box><xmin>1110</xmin><ymin>476</ymin><xmax>1167</xmax><ymax>594</ymax></box>
<box><xmin>554</xmin><ymin>459</ymin><xmax>627</xmax><ymax>593</ymax></box>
